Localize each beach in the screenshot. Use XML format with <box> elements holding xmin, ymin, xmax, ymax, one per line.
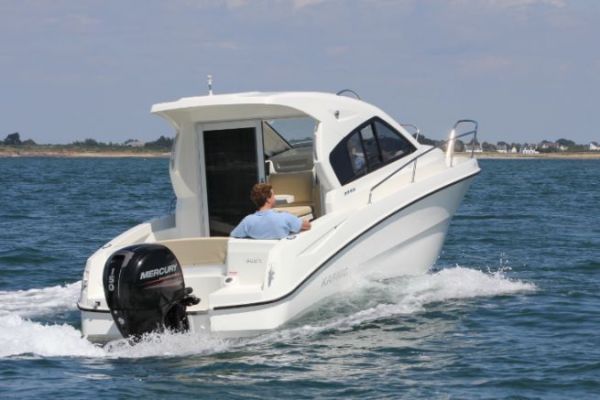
<box><xmin>0</xmin><ymin>147</ymin><xmax>170</xmax><ymax>158</ymax></box>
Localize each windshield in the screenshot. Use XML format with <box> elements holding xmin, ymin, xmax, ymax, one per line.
<box><xmin>267</xmin><ymin>117</ymin><xmax>316</xmax><ymax>148</ymax></box>
<box><xmin>263</xmin><ymin>117</ymin><xmax>316</xmax><ymax>173</ymax></box>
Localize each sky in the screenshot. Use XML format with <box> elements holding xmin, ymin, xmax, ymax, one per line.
<box><xmin>1</xmin><ymin>0</ymin><xmax>599</xmax><ymax>144</ymax></box>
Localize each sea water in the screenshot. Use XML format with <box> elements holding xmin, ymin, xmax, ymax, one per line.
<box><xmin>0</xmin><ymin>158</ymin><xmax>598</xmax><ymax>399</ymax></box>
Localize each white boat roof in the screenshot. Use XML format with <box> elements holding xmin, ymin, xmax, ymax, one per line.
<box><xmin>151</xmin><ymin>91</ymin><xmax>415</xmax><ymax>160</ymax></box>
<box><xmin>151</xmin><ymin>91</ymin><xmax>385</xmax><ymax>126</ymax></box>
<box><xmin>151</xmin><ymin>91</ymin><xmax>422</xmax><ymax>192</ymax></box>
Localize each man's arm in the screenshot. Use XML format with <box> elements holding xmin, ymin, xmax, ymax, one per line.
<box><xmin>283</xmin><ymin>213</ymin><xmax>309</xmax><ymax>234</ymax></box>
<box><xmin>301</xmin><ymin>219</ymin><xmax>311</xmax><ymax>231</ymax></box>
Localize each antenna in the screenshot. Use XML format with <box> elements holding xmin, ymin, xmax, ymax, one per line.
<box><xmin>207</xmin><ymin>74</ymin><xmax>213</xmax><ymax>95</ymax></box>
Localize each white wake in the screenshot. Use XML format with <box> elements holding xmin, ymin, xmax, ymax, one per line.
<box><xmin>0</xmin><ymin>266</ymin><xmax>535</xmax><ymax>359</ymax></box>
<box><xmin>252</xmin><ymin>266</ymin><xmax>536</xmax><ymax>343</ymax></box>
<box><xmin>0</xmin><ymin>282</ymin><xmax>81</xmax><ymax>318</ymax></box>
<box><xmin>0</xmin><ymin>281</ymin><xmax>104</xmax><ymax>357</ymax></box>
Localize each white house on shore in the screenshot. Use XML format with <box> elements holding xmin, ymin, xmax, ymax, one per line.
<box><xmin>496</xmin><ymin>143</ymin><xmax>509</xmax><ymax>153</ymax></box>
<box><xmin>522</xmin><ymin>147</ymin><xmax>540</xmax><ymax>155</ymax></box>
<box><xmin>464</xmin><ymin>144</ymin><xmax>483</xmax><ymax>153</ymax></box>
<box><xmin>590</xmin><ymin>142</ymin><xmax>600</xmax><ymax>151</ymax></box>
<box><xmin>540</xmin><ymin>141</ymin><xmax>568</xmax><ymax>151</ymax></box>
<box><xmin>124</xmin><ymin>139</ymin><xmax>145</xmax><ymax>147</ymax></box>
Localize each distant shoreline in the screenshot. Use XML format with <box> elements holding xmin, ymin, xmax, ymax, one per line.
<box><xmin>472</xmin><ymin>152</ymin><xmax>600</xmax><ymax>159</ymax></box>
<box><xmin>0</xmin><ymin>149</ymin><xmax>170</xmax><ymax>158</ymax></box>
<box><xmin>1</xmin><ymin>148</ymin><xmax>599</xmax><ymax>159</ymax></box>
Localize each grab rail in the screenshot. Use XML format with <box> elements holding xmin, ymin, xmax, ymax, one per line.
<box><xmin>336</xmin><ymin>89</ymin><xmax>361</xmax><ymax>99</ymax></box>
<box><xmin>401</xmin><ymin>124</ymin><xmax>421</xmax><ymax>142</ymax></box>
<box><xmin>368</xmin><ymin>119</ymin><xmax>478</xmax><ymax>204</ymax></box>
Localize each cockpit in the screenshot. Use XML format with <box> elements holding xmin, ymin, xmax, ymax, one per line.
<box><xmin>177</xmin><ymin>116</ymin><xmax>320</xmax><ymax>237</ymax></box>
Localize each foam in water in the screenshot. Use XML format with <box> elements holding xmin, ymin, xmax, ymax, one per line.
<box><xmin>0</xmin><ymin>281</ymin><xmax>104</xmax><ymax>358</ymax></box>
<box><xmin>0</xmin><ymin>266</ymin><xmax>535</xmax><ymax>359</ymax></box>
<box><xmin>0</xmin><ymin>314</ymin><xmax>104</xmax><ymax>358</ymax></box>
<box><xmin>0</xmin><ymin>281</ymin><xmax>81</xmax><ymax>318</ymax></box>
<box><xmin>233</xmin><ymin>266</ymin><xmax>536</xmax><ymax>346</ymax></box>
<box><xmin>103</xmin><ymin>331</ymin><xmax>229</xmax><ymax>358</ymax></box>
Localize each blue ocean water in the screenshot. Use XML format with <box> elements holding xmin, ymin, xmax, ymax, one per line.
<box><xmin>0</xmin><ymin>157</ymin><xmax>598</xmax><ymax>399</ymax></box>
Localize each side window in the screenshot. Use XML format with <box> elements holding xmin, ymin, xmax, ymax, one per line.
<box><xmin>346</xmin><ymin>132</ymin><xmax>367</xmax><ymax>175</ymax></box>
<box><xmin>330</xmin><ymin>118</ymin><xmax>417</xmax><ymax>186</ymax></box>
<box><xmin>360</xmin><ymin>124</ymin><xmax>382</xmax><ymax>170</ymax></box>
<box><xmin>330</xmin><ymin>130</ymin><xmax>360</xmax><ymax>185</ymax></box>
<box><xmin>374</xmin><ymin>120</ymin><xmax>416</xmax><ymax>162</ymax></box>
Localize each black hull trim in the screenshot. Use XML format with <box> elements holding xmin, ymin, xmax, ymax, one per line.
<box><xmin>77</xmin><ymin>303</ymin><xmax>110</xmax><ymax>313</ymax></box>
<box><xmin>214</xmin><ymin>171</ymin><xmax>480</xmax><ymax>311</ymax></box>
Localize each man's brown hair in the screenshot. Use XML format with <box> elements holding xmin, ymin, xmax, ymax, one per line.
<box><xmin>250</xmin><ymin>183</ymin><xmax>273</xmax><ymax>209</ymax></box>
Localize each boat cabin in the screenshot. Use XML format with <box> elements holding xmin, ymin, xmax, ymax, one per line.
<box><xmin>151</xmin><ymin>92</ymin><xmax>419</xmax><ymax>238</ymax></box>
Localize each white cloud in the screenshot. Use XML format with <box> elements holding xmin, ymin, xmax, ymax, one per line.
<box><xmin>179</xmin><ymin>0</ymin><xmax>327</xmax><ymax>11</ymax></box>
<box><xmin>176</xmin><ymin>0</ymin><xmax>248</xmax><ymax>10</ymax></box>
<box><xmin>326</xmin><ymin>45</ymin><xmax>349</xmax><ymax>56</ymax></box>
<box><xmin>450</xmin><ymin>0</ymin><xmax>566</xmax><ymax>9</ymax></box>
<box><xmin>206</xmin><ymin>40</ymin><xmax>239</xmax><ymax>50</ymax></box>
<box><xmin>458</xmin><ymin>55</ymin><xmax>515</xmax><ymax>75</ymax></box>
<box><xmin>39</xmin><ymin>13</ymin><xmax>101</xmax><ymax>34</ymax></box>
<box><xmin>293</xmin><ymin>0</ymin><xmax>328</xmax><ymax>9</ymax></box>
<box><xmin>225</xmin><ymin>0</ymin><xmax>249</xmax><ymax>8</ymax></box>
<box><xmin>487</xmin><ymin>0</ymin><xmax>566</xmax><ymax>7</ymax></box>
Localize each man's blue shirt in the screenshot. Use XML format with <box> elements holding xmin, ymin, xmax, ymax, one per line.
<box><xmin>230</xmin><ymin>210</ymin><xmax>302</xmax><ymax>240</ymax></box>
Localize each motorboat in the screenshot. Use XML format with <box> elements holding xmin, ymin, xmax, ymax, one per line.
<box><xmin>77</xmin><ymin>90</ymin><xmax>480</xmax><ymax>342</ymax></box>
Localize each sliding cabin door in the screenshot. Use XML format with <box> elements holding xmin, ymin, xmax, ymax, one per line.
<box><xmin>200</xmin><ymin>122</ymin><xmax>265</xmax><ymax>236</ymax></box>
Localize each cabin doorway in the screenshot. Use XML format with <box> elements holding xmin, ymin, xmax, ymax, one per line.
<box><xmin>201</xmin><ymin>122</ymin><xmax>265</xmax><ymax>236</ymax></box>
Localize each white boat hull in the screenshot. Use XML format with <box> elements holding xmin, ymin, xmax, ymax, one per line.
<box><xmin>80</xmin><ymin>173</ymin><xmax>474</xmax><ymax>341</ymax></box>
<box><xmin>191</xmin><ymin>174</ymin><xmax>473</xmax><ymax>336</ymax></box>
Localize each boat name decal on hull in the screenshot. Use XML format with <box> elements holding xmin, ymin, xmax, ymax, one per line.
<box><xmin>321</xmin><ymin>267</ymin><xmax>349</xmax><ymax>287</ymax></box>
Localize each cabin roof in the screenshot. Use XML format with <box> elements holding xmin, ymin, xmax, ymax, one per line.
<box><xmin>151</xmin><ymin>91</ymin><xmax>420</xmax><ymax>187</ymax></box>
<box><xmin>151</xmin><ymin>91</ymin><xmax>383</xmax><ymax>125</ymax></box>
<box><xmin>153</xmin><ymin>91</ymin><xmax>364</xmax><ymax>111</ymax></box>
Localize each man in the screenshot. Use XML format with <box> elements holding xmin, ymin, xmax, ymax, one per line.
<box><xmin>230</xmin><ymin>183</ymin><xmax>311</xmax><ymax>240</ymax></box>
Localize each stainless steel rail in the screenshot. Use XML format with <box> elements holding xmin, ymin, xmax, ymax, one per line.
<box><xmin>368</xmin><ymin>119</ymin><xmax>478</xmax><ymax>204</ymax></box>
<box><xmin>335</xmin><ymin>89</ymin><xmax>361</xmax><ymax>99</ymax></box>
<box><xmin>401</xmin><ymin>123</ymin><xmax>421</xmax><ymax>142</ymax></box>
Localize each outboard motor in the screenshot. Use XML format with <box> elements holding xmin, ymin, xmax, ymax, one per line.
<box><xmin>103</xmin><ymin>244</ymin><xmax>199</xmax><ymax>339</ymax></box>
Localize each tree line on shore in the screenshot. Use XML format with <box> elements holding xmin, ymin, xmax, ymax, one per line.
<box><xmin>1</xmin><ymin>132</ymin><xmax>174</xmax><ymax>150</ymax></box>
<box><xmin>415</xmin><ymin>134</ymin><xmax>594</xmax><ymax>153</ymax></box>
<box><xmin>2</xmin><ymin>131</ymin><xmax>595</xmax><ymax>153</ymax></box>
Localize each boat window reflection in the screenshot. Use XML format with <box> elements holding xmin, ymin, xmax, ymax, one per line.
<box><xmin>374</xmin><ymin>120</ymin><xmax>415</xmax><ymax>163</ymax></box>
<box><xmin>329</xmin><ymin>117</ymin><xmax>417</xmax><ymax>185</ymax></box>
<box><xmin>347</xmin><ymin>132</ymin><xmax>367</xmax><ymax>175</ymax></box>
<box><xmin>264</xmin><ymin>117</ymin><xmax>317</xmax><ymax>174</ymax></box>
<box><xmin>268</xmin><ymin>117</ymin><xmax>316</xmax><ymax>148</ymax></box>
<box><xmin>360</xmin><ymin>124</ymin><xmax>383</xmax><ymax>170</ymax></box>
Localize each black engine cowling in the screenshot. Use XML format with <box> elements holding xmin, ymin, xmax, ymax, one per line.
<box><xmin>102</xmin><ymin>244</ymin><xmax>199</xmax><ymax>339</ymax></box>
